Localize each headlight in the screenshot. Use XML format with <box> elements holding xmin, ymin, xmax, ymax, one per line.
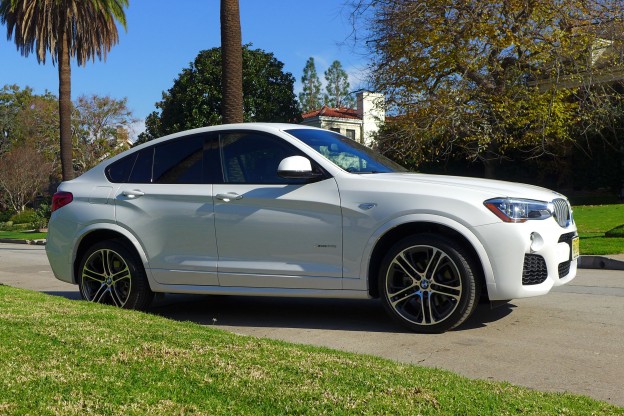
<box><xmin>484</xmin><ymin>198</ymin><xmax>554</xmax><ymax>223</ymax></box>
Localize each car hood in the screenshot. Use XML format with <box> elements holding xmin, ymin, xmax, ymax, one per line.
<box><xmin>357</xmin><ymin>172</ymin><xmax>566</xmax><ymax>202</ymax></box>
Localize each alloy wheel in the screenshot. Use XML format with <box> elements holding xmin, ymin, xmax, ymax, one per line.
<box><xmin>385</xmin><ymin>245</ymin><xmax>463</xmax><ymax>327</ymax></box>
<box><xmin>80</xmin><ymin>248</ymin><xmax>132</xmax><ymax>307</ymax></box>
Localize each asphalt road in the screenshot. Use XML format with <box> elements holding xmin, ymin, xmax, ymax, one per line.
<box><xmin>1</xmin><ymin>243</ymin><xmax>623</xmax><ymax>407</ymax></box>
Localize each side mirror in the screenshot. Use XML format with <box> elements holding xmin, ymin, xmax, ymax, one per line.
<box><xmin>277</xmin><ymin>156</ymin><xmax>322</xmax><ymax>179</ymax></box>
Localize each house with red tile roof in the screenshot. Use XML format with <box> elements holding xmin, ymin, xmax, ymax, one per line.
<box><xmin>301</xmin><ymin>91</ymin><xmax>385</xmax><ymax>146</ymax></box>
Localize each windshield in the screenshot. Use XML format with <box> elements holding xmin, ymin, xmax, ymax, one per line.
<box><xmin>285</xmin><ymin>128</ymin><xmax>407</xmax><ymax>174</ymax></box>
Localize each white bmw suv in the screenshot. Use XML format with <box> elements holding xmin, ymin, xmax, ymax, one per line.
<box><xmin>46</xmin><ymin>124</ymin><xmax>579</xmax><ymax>333</ymax></box>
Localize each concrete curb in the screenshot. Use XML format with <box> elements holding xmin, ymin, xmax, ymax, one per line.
<box><xmin>0</xmin><ymin>239</ymin><xmax>46</xmax><ymax>246</ymax></box>
<box><xmin>578</xmin><ymin>255</ymin><xmax>624</xmax><ymax>271</ymax></box>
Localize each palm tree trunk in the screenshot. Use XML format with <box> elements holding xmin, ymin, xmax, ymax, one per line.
<box><xmin>58</xmin><ymin>28</ymin><xmax>74</xmax><ymax>180</ymax></box>
<box><xmin>220</xmin><ymin>0</ymin><xmax>243</xmax><ymax>124</ymax></box>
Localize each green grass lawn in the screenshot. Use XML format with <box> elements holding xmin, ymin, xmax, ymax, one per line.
<box><xmin>0</xmin><ymin>285</ymin><xmax>621</xmax><ymax>415</ymax></box>
<box><xmin>0</xmin><ymin>230</ymin><xmax>47</xmax><ymax>241</ymax></box>
<box><xmin>574</xmin><ymin>204</ymin><xmax>624</xmax><ymax>255</ymax></box>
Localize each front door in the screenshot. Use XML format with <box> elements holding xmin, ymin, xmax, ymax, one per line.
<box><xmin>213</xmin><ymin>131</ymin><xmax>343</xmax><ymax>289</ymax></box>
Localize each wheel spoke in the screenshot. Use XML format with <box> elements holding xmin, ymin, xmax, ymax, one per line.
<box><xmin>393</xmin><ymin>253</ymin><xmax>422</xmax><ymax>281</ymax></box>
<box><xmin>111</xmin><ymin>267</ymin><xmax>130</xmax><ymax>283</ymax></box>
<box><xmin>110</xmin><ymin>287</ymin><xmax>123</xmax><ymax>307</ymax></box>
<box><xmin>424</xmin><ymin>249</ymin><xmax>444</xmax><ymax>280</ymax></box>
<box><xmin>430</xmin><ymin>282</ymin><xmax>461</xmax><ymax>300</ymax></box>
<box><xmin>82</xmin><ymin>266</ymin><xmax>105</xmax><ymax>283</ymax></box>
<box><xmin>389</xmin><ymin>287</ymin><xmax>420</xmax><ymax>308</ymax></box>
<box><xmin>388</xmin><ymin>282</ymin><xmax>418</xmax><ymax>301</ymax></box>
<box><xmin>103</xmin><ymin>250</ymin><xmax>114</xmax><ymax>277</ymax></box>
<box><xmin>423</xmin><ymin>292</ymin><xmax>434</xmax><ymax>324</ymax></box>
<box><xmin>91</xmin><ymin>284</ymin><xmax>108</xmax><ymax>303</ymax></box>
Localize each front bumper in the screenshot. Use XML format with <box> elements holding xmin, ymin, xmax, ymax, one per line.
<box><xmin>474</xmin><ymin>219</ymin><xmax>578</xmax><ymax>301</ymax></box>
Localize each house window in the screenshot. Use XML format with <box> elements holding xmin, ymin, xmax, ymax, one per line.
<box><xmin>329</xmin><ymin>127</ymin><xmax>341</xmax><ymax>133</ymax></box>
<box><xmin>345</xmin><ymin>129</ymin><xmax>356</xmax><ymax>141</ymax></box>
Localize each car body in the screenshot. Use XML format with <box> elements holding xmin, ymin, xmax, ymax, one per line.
<box><xmin>46</xmin><ymin>123</ymin><xmax>579</xmax><ymax>333</ymax></box>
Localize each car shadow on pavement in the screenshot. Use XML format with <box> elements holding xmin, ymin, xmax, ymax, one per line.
<box><xmin>149</xmin><ymin>294</ymin><xmax>517</xmax><ymax>334</ymax></box>
<box><xmin>41</xmin><ymin>290</ymin><xmax>517</xmax><ymax>333</ymax></box>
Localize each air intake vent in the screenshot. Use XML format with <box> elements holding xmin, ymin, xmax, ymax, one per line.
<box><xmin>522</xmin><ymin>254</ymin><xmax>548</xmax><ymax>285</ymax></box>
<box><xmin>552</xmin><ymin>199</ymin><xmax>571</xmax><ymax>228</ymax></box>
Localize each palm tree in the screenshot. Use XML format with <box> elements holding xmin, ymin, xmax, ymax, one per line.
<box><xmin>0</xmin><ymin>0</ymin><xmax>128</xmax><ymax>180</ymax></box>
<box><xmin>220</xmin><ymin>0</ymin><xmax>243</xmax><ymax>124</ymax></box>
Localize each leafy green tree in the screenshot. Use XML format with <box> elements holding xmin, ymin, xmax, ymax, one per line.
<box><xmin>138</xmin><ymin>46</ymin><xmax>301</xmax><ymax>142</ymax></box>
<box><xmin>0</xmin><ymin>84</ymin><xmax>34</xmax><ymax>153</ymax></box>
<box><xmin>221</xmin><ymin>0</ymin><xmax>244</xmax><ymax>124</ymax></box>
<box><xmin>0</xmin><ymin>0</ymin><xmax>129</xmax><ymax>180</ymax></box>
<box><xmin>324</xmin><ymin>60</ymin><xmax>354</xmax><ymax>108</ymax></box>
<box><xmin>0</xmin><ymin>84</ymin><xmax>58</xmax><ymax>168</ymax></box>
<box><xmin>299</xmin><ymin>57</ymin><xmax>322</xmax><ymax>112</ymax></box>
<box><xmin>351</xmin><ymin>0</ymin><xmax>624</xmax><ymax>178</ymax></box>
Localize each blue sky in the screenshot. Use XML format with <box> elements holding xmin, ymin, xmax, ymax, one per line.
<box><xmin>0</xmin><ymin>0</ymin><xmax>370</xmax><ymax>137</ymax></box>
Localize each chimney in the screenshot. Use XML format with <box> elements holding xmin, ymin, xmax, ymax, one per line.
<box><xmin>357</xmin><ymin>91</ymin><xmax>385</xmax><ymax>146</ymax></box>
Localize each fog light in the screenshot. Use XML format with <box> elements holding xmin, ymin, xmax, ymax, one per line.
<box><xmin>530</xmin><ymin>232</ymin><xmax>544</xmax><ymax>252</ymax></box>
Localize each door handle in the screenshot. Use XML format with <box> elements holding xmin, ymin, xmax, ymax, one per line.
<box><xmin>216</xmin><ymin>193</ymin><xmax>243</xmax><ymax>202</ymax></box>
<box><xmin>122</xmin><ymin>189</ymin><xmax>145</xmax><ymax>198</ymax></box>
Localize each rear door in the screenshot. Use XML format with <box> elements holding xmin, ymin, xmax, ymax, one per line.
<box><xmin>113</xmin><ymin>133</ymin><xmax>221</xmax><ymax>286</ymax></box>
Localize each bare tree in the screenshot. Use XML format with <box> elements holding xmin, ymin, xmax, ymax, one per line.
<box><xmin>72</xmin><ymin>94</ymin><xmax>136</xmax><ymax>174</ymax></box>
<box><xmin>0</xmin><ymin>145</ymin><xmax>52</xmax><ymax>212</ymax></box>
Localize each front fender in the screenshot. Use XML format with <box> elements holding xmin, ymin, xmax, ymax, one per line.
<box><xmin>354</xmin><ymin>214</ymin><xmax>496</xmax><ymax>293</ymax></box>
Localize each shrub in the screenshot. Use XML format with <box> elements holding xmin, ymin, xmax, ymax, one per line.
<box><xmin>32</xmin><ymin>204</ymin><xmax>51</xmax><ymax>230</ymax></box>
<box><xmin>0</xmin><ymin>221</ymin><xmax>8</xmax><ymax>231</ymax></box>
<box><xmin>0</xmin><ymin>210</ymin><xmax>14</xmax><ymax>222</ymax></box>
<box><xmin>9</xmin><ymin>209</ymin><xmax>37</xmax><ymax>225</ymax></box>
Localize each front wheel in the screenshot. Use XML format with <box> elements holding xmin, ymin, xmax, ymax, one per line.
<box><xmin>379</xmin><ymin>234</ymin><xmax>481</xmax><ymax>333</ymax></box>
<box><xmin>78</xmin><ymin>240</ymin><xmax>153</xmax><ymax>310</ymax></box>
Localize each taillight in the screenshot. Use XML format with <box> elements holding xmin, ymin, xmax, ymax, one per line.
<box><xmin>51</xmin><ymin>191</ymin><xmax>73</xmax><ymax>212</ymax></box>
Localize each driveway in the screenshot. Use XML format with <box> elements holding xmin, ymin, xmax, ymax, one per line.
<box><xmin>1</xmin><ymin>243</ymin><xmax>623</xmax><ymax>407</ymax></box>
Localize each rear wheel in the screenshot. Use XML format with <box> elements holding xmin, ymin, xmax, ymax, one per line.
<box><xmin>379</xmin><ymin>234</ymin><xmax>480</xmax><ymax>333</ymax></box>
<box><xmin>78</xmin><ymin>240</ymin><xmax>153</xmax><ymax>310</ymax></box>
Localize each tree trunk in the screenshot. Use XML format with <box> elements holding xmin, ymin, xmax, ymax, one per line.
<box><xmin>220</xmin><ymin>0</ymin><xmax>243</xmax><ymax>124</ymax></box>
<box><xmin>58</xmin><ymin>28</ymin><xmax>74</xmax><ymax>180</ymax></box>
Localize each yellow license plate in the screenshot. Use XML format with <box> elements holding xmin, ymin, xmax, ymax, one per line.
<box><xmin>572</xmin><ymin>236</ymin><xmax>580</xmax><ymax>260</ymax></box>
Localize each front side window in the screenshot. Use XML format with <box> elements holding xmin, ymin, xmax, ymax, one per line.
<box><xmin>219</xmin><ymin>132</ymin><xmax>315</xmax><ymax>184</ymax></box>
<box><xmin>286</xmin><ymin>128</ymin><xmax>407</xmax><ymax>174</ymax></box>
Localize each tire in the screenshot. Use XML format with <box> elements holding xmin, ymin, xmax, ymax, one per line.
<box><xmin>78</xmin><ymin>240</ymin><xmax>154</xmax><ymax>310</ymax></box>
<box><xmin>379</xmin><ymin>234</ymin><xmax>481</xmax><ymax>333</ymax></box>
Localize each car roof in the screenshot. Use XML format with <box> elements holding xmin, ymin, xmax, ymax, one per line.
<box><xmin>156</xmin><ymin>122</ymin><xmax>317</xmax><ymax>139</ymax></box>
